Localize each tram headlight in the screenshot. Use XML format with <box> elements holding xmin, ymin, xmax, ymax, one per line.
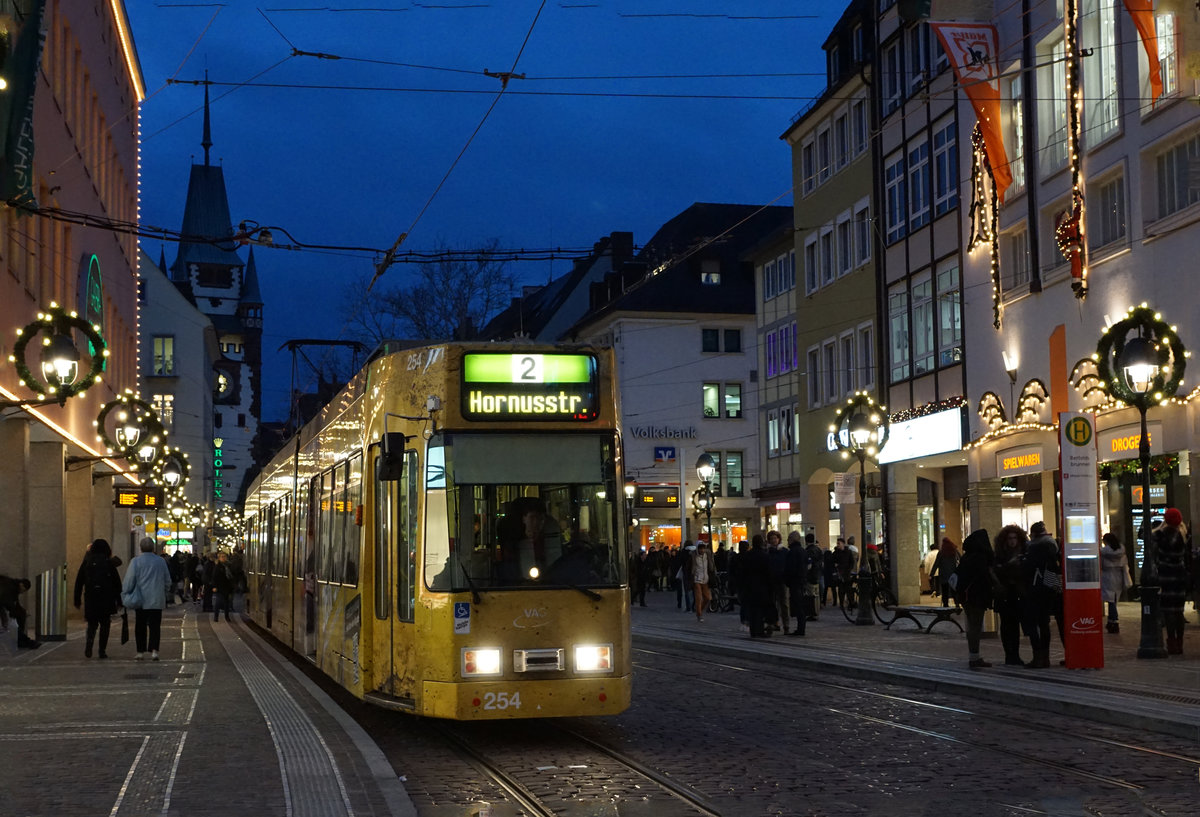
<box><xmin>528</xmin><ymin>566</ymin><xmax>540</xmax><ymax>580</ymax></box>
<box><xmin>462</xmin><ymin>647</ymin><xmax>502</xmax><ymax>676</ymax></box>
<box><xmin>573</xmin><ymin>644</ymin><xmax>613</xmax><ymax>673</ymax></box>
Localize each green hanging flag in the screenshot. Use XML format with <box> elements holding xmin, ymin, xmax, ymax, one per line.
<box><xmin>0</xmin><ymin>0</ymin><xmax>47</xmax><ymax>210</ymax></box>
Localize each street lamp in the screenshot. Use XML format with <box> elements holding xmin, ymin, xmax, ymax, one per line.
<box><xmin>1095</xmin><ymin>304</ymin><xmax>1187</xmax><ymax>659</ymax></box>
<box><xmin>624</xmin><ymin>480</ymin><xmax>637</xmax><ymax>552</ymax></box>
<box><xmin>831</xmin><ymin>391</ymin><xmax>890</xmax><ymax>626</ymax></box>
<box><xmin>94</xmin><ymin>391</ymin><xmax>167</xmax><ymax>472</ymax></box>
<box><xmin>3</xmin><ymin>303</ymin><xmax>107</xmax><ymax>408</ymax></box>
<box><xmin>695</xmin><ymin>454</ymin><xmax>717</xmax><ymax>546</ymax></box>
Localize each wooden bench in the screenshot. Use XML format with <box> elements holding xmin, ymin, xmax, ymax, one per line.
<box><xmin>884</xmin><ymin>605</ymin><xmax>963</xmax><ymax>634</ymax></box>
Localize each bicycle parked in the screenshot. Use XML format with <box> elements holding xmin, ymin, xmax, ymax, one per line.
<box><xmin>839</xmin><ymin>569</ymin><xmax>898</xmax><ymax>624</ymax></box>
<box><xmin>707</xmin><ymin>571</ymin><xmax>738</xmax><ymax>613</ymax></box>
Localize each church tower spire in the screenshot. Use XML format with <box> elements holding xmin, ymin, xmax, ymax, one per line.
<box><xmin>202</xmin><ymin>71</ymin><xmax>212</xmax><ymax>166</ymax></box>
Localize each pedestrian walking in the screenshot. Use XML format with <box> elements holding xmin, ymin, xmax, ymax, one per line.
<box><xmin>1154</xmin><ymin>508</ymin><xmax>1190</xmax><ymax>655</ymax></box>
<box><xmin>1020</xmin><ymin>521</ymin><xmax>1061</xmax><ymax>668</ymax></box>
<box><xmin>993</xmin><ymin>525</ymin><xmax>1028</xmax><ymax>665</ymax></box>
<box><xmin>1100</xmin><ymin>532</ymin><xmax>1131</xmax><ymax>634</ymax></box>
<box><xmin>0</xmin><ymin>575</ymin><xmax>39</xmax><ymax>649</ymax></box>
<box><xmin>804</xmin><ymin>533</ymin><xmax>823</xmax><ymax>620</ymax></box>
<box><xmin>784</xmin><ymin>532</ymin><xmax>808</xmax><ymax>637</ymax></box>
<box><xmin>743</xmin><ymin>534</ymin><xmax>774</xmax><ymax>638</ymax></box>
<box><xmin>688</xmin><ymin>540</ymin><xmax>717</xmax><ymax>622</ymax></box>
<box><xmin>122</xmin><ymin>537</ymin><xmax>173</xmax><ymax>660</ymax></box>
<box><xmin>766</xmin><ymin>531</ymin><xmax>790</xmax><ymax>634</ymax></box>
<box><xmin>931</xmin><ymin>538</ymin><xmax>960</xmax><ymax>608</ymax></box>
<box><xmin>212</xmin><ymin>551</ymin><xmax>236</xmax><ymax>622</ymax></box>
<box><xmin>953</xmin><ymin>528</ymin><xmax>996</xmax><ymax>669</ymax></box>
<box><xmin>73</xmin><ymin>538</ymin><xmax>122</xmax><ymax>659</ymax></box>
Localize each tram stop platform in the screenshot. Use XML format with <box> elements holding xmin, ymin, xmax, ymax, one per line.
<box><xmin>0</xmin><ymin>603</ymin><xmax>416</xmax><ymax>817</ymax></box>
<box><xmin>632</xmin><ymin>590</ymin><xmax>1200</xmax><ymax>741</ymax></box>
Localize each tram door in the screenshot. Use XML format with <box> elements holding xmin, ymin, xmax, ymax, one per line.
<box><xmin>374</xmin><ymin>441</ymin><xmax>417</xmax><ymax>696</ymax></box>
<box><xmin>264</xmin><ymin>504</ymin><xmax>276</xmax><ymax>629</ymax></box>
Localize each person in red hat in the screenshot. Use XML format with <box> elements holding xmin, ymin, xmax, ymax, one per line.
<box><xmin>1154</xmin><ymin>507</ymin><xmax>1189</xmax><ymax>655</ymax></box>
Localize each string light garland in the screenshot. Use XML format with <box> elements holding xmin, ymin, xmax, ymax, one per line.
<box><xmin>1069</xmin><ymin>357</ymin><xmax>1108</xmax><ymax>406</ymax></box>
<box><xmin>1100</xmin><ymin>454</ymin><xmax>1179</xmax><ymax>480</ymax></box>
<box><xmin>1016</xmin><ymin>378</ymin><xmax>1049</xmax><ymax>424</ymax></box>
<box><xmin>967</xmin><ymin>125</ymin><xmax>1002</xmax><ymax>328</ymax></box>
<box><xmin>1093</xmin><ymin>304</ymin><xmax>1188</xmax><ymax>404</ymax></box>
<box><xmin>967</xmin><ymin>420</ymin><xmax>1057</xmax><ymax>450</ymax></box>
<box><xmin>888</xmin><ymin>395</ymin><xmax>966</xmax><ymax>423</ymax></box>
<box><xmin>1062</xmin><ymin>0</ymin><xmax>1089</xmax><ymax>298</ymax></box>
<box><xmin>977</xmin><ymin>391</ymin><xmax>1008</xmax><ymax>429</ymax></box>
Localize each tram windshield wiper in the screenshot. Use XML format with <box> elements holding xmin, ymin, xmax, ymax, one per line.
<box><xmin>460</xmin><ymin>563</ymin><xmax>482</xmax><ymax>605</ymax></box>
<box><xmin>562</xmin><ymin>582</ymin><xmax>602</xmax><ymax>601</ymax></box>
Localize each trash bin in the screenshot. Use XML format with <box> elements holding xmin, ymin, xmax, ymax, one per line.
<box><xmin>35</xmin><ymin>564</ymin><xmax>68</xmax><ymax>642</ymax></box>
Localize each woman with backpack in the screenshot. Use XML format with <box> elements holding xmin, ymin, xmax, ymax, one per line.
<box><xmin>73</xmin><ymin>538</ymin><xmax>122</xmax><ymax>659</ymax></box>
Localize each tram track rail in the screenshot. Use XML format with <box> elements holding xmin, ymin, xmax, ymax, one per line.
<box><xmin>433</xmin><ymin>720</ymin><xmax>723</xmax><ymax>817</ymax></box>
<box><xmin>634</xmin><ymin>645</ymin><xmax>1196</xmax><ymax>798</ymax></box>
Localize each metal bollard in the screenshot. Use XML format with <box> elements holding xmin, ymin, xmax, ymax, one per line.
<box><xmin>34</xmin><ymin>564</ymin><xmax>68</xmax><ymax>642</ymax></box>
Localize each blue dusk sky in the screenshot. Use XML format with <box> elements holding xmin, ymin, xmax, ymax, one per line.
<box><xmin>127</xmin><ymin>2</ymin><xmax>844</xmax><ymax>420</ymax></box>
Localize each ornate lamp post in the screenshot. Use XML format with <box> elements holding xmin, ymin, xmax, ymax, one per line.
<box><xmin>695</xmin><ymin>453</ymin><xmax>716</xmax><ymax>546</ymax></box>
<box><xmin>831</xmin><ymin>391</ymin><xmax>890</xmax><ymax>626</ymax></box>
<box><xmin>1095</xmin><ymin>304</ymin><xmax>1186</xmax><ymax>659</ymax></box>
<box><xmin>94</xmin><ymin>391</ymin><xmax>166</xmax><ymax>468</ymax></box>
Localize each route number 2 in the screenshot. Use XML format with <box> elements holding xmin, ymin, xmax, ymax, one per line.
<box><xmin>512</xmin><ymin>355</ymin><xmax>544</xmax><ymax>383</ymax></box>
<box><xmin>483</xmin><ymin>691</ymin><xmax>522</xmax><ymax>710</ymax></box>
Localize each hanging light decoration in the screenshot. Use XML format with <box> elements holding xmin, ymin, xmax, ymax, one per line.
<box><xmin>8</xmin><ymin>303</ymin><xmax>107</xmax><ymax>405</ymax></box>
<box><xmin>967</xmin><ymin>125</ymin><xmax>1003</xmax><ymax>329</ymax></box>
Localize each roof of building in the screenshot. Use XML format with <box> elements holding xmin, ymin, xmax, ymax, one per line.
<box><xmin>241</xmin><ymin>247</ymin><xmax>263</xmax><ymax>306</ymax></box>
<box><xmin>170</xmin><ymin>163</ymin><xmax>245</xmax><ymax>276</ymax></box>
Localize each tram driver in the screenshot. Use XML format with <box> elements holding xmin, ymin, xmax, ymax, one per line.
<box><xmin>512</xmin><ymin>497</ymin><xmax>564</xmax><ymax>580</ymax></box>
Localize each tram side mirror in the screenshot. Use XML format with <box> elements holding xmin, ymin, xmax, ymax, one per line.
<box><xmin>376</xmin><ymin>432</ymin><xmax>414</xmax><ymax>481</ymax></box>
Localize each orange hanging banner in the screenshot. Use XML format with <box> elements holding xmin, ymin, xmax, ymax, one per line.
<box><xmin>1122</xmin><ymin>0</ymin><xmax>1163</xmax><ymax>102</ymax></box>
<box><xmin>930</xmin><ymin>22</ymin><xmax>1012</xmax><ymax>202</ymax></box>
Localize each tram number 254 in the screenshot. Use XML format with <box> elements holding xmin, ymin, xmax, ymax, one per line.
<box><xmin>482</xmin><ymin>691</ymin><xmax>522</xmax><ymax>711</ymax></box>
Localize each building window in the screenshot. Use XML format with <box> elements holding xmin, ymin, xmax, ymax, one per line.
<box><xmin>937</xmin><ymin>262</ymin><xmax>962</xmax><ymax>367</ymax></box>
<box><xmin>778</xmin><ymin>325</ymin><xmax>791</xmax><ymax>374</ymax></box>
<box><xmin>837</xmin><ymin>215</ymin><xmax>852</xmax><ymax>277</ymax></box>
<box><xmin>818</xmin><ymin>128</ymin><xmax>832</xmax><ymax>183</ymax></box>
<box><xmin>852</xmin><ymin>99</ymin><xmax>868</xmax><ymax>156</ymax></box>
<box><xmin>907</xmin><ymin>24</ymin><xmax>928</xmax><ymax>94</ymax></box>
<box><xmin>823</xmin><ymin>341</ymin><xmax>837</xmax><ymax>405</ymax></box>
<box><xmin>1003</xmin><ymin>227</ymin><xmax>1031</xmax><ymax>292</ymax></box>
<box><xmin>852</xmin><ymin>23</ymin><xmax>864</xmax><ymax>64</ymax></box>
<box><xmin>882</xmin><ymin>41</ymin><xmax>901</xmax><ymax>115</ymax></box>
<box><xmin>703</xmin><ymin>383</ymin><xmax>720</xmax><ymax>417</ymax></box>
<box><xmin>1084</xmin><ymin>0</ymin><xmax>1119</xmax><ymax>145</ymax></box>
<box><xmin>1038</xmin><ymin>37</ymin><xmax>1068</xmax><ymax>175</ymax></box>
<box><xmin>787</xmin><ymin>250</ymin><xmax>796</xmax><ymax>289</ymax></box>
<box><xmin>888</xmin><ymin>284</ymin><xmax>910</xmax><ymax>382</ymax></box>
<box><xmin>835</xmin><ymin>114</ymin><xmax>849</xmax><ymax>169</ymax></box>
<box><xmin>912</xmin><ymin>272</ymin><xmax>935</xmax><ymax>375</ymax></box>
<box><xmin>828</xmin><ymin>44</ymin><xmax>840</xmax><ymax>84</ymax></box>
<box><xmin>854</xmin><ymin>202</ymin><xmax>871</xmax><ymax>266</ymax></box>
<box><xmin>214</xmin><ymin>412</ymin><xmax>223</xmax><ymax>429</ymax></box>
<box><xmin>1007</xmin><ymin>72</ymin><xmax>1026</xmax><ymax>192</ymax></box>
<box><xmin>725</xmin><ymin>329</ymin><xmax>742</xmax><ymax>353</ymax></box>
<box><xmin>767</xmin><ymin>411</ymin><xmax>779</xmax><ymax>457</ymax></box>
<box><xmin>802</xmin><ymin>141</ymin><xmax>816</xmax><ymax>194</ymax></box>
<box><xmin>1156</xmin><ymin>134</ymin><xmax>1200</xmax><ymax>219</ymax></box>
<box><xmin>1091</xmin><ymin>174</ymin><xmax>1126</xmax><ymax>249</ymax></box>
<box><xmin>933</xmin><ymin>120</ymin><xmax>958</xmax><ymax>216</ymax></box>
<box><xmin>885</xmin><ymin>153</ymin><xmax>907</xmax><ymax>243</ymax></box>
<box><xmin>804</xmin><ymin>235</ymin><xmax>819</xmax><ymax>294</ymax></box>
<box><xmin>766</xmin><ymin>333</ymin><xmax>777</xmax><ymax>378</ymax></box>
<box><xmin>702</xmin><ymin>328</ymin><xmax>720</xmax><ymax>352</ymax></box>
<box><xmin>700</xmin><ymin>259</ymin><xmax>721</xmax><ymax>285</ymax></box>
<box><xmin>820</xmin><ymin>229</ymin><xmax>835</xmax><ymax>285</ymax></box>
<box><xmin>725</xmin><ymin>451</ymin><xmax>744</xmax><ymax>497</ymax></box>
<box><xmin>724</xmin><ymin>384</ymin><xmax>742</xmax><ymax>419</ymax></box>
<box><xmin>779</xmin><ymin>405</ymin><xmax>794</xmax><ymax>454</ymax></box>
<box><xmin>705</xmin><ymin>451</ymin><xmax>723</xmax><ymax>496</ymax></box>
<box><xmin>763</xmin><ymin>260</ymin><xmax>776</xmax><ymax>300</ymax></box>
<box><xmin>152</xmin><ymin>336</ymin><xmax>175</xmax><ymax>376</ymax></box>
<box><xmin>1156</xmin><ymin>12</ymin><xmax>1178</xmax><ymax>99</ymax></box>
<box><xmin>807</xmin><ymin>346</ymin><xmax>821</xmax><ymax>408</ymax></box>
<box><xmin>858</xmin><ymin>323</ymin><xmax>875</xmax><ymax>389</ymax></box>
<box><xmin>151</xmin><ymin>394</ymin><xmax>174</xmax><ymax>432</ymax></box>
<box><xmin>791</xmin><ymin>321</ymin><xmax>799</xmax><ymax>370</ymax></box>
<box><xmin>908</xmin><ymin>138</ymin><xmax>931</xmax><ymax>230</ymax></box>
<box><xmin>840</xmin><ymin>332</ymin><xmax>855</xmax><ymax>396</ymax></box>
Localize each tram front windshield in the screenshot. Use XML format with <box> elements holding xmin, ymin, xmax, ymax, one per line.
<box><xmin>424</xmin><ymin>432</ymin><xmax>627</xmax><ymax>591</ymax></box>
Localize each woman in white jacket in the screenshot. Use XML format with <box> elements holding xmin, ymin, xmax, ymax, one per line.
<box><xmin>1099</xmin><ymin>532</ymin><xmax>1131</xmax><ymax>634</ymax></box>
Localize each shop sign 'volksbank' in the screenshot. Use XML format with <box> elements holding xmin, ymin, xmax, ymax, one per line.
<box><xmin>629</xmin><ymin>426</ymin><xmax>698</xmax><ymax>439</ymax></box>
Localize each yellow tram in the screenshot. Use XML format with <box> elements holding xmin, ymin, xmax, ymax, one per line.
<box><xmin>242</xmin><ymin>342</ymin><xmax>632</xmax><ymax>719</ymax></box>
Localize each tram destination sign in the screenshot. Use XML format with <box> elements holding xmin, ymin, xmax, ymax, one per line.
<box><xmin>462</xmin><ymin>353</ymin><xmax>599</xmax><ymax>421</ymax></box>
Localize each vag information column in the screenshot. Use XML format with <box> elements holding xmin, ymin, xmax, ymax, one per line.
<box><xmin>1059</xmin><ymin>412</ymin><xmax>1103</xmax><ymax>669</ymax></box>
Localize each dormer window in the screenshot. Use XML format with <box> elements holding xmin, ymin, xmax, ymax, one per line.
<box><xmin>700</xmin><ymin>259</ymin><xmax>721</xmax><ymax>285</ymax></box>
<box><xmin>828</xmin><ymin>44</ymin><xmax>840</xmax><ymax>84</ymax></box>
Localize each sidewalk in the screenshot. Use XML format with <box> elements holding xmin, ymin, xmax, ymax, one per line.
<box><xmin>0</xmin><ymin>603</ymin><xmax>414</xmax><ymax>817</ymax></box>
<box><xmin>631</xmin><ymin>589</ymin><xmax>1200</xmax><ymax>740</ymax></box>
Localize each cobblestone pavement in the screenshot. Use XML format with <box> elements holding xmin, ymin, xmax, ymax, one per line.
<box><xmin>0</xmin><ymin>603</ymin><xmax>411</xmax><ymax>817</ymax></box>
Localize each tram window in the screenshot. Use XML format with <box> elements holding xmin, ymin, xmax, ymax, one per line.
<box><xmin>422</xmin><ymin>433</ymin><xmax>628</xmax><ymax>592</ymax></box>
<box><xmin>295</xmin><ymin>481</ymin><xmax>311</xmax><ymax>577</ymax></box>
<box><xmin>400</xmin><ymin>450</ymin><xmax>418</xmax><ymax>621</ymax></box>
<box><xmin>373</xmin><ymin>453</ymin><xmax>391</xmax><ymax>619</ymax></box>
<box><xmin>318</xmin><ymin>469</ymin><xmax>336</xmax><ymax>583</ymax></box>
<box><xmin>344</xmin><ymin>455</ymin><xmax>362</xmax><ymax>587</ymax></box>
